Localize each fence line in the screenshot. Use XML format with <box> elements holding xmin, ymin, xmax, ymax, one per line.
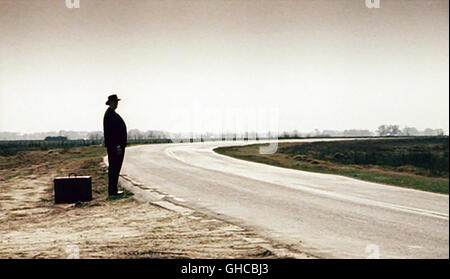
<box><xmin>0</xmin><ymin>139</ymin><xmax>173</xmax><ymax>148</ymax></box>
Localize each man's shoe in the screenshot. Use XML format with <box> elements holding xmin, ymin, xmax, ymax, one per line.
<box><xmin>109</xmin><ymin>190</ymin><xmax>124</xmax><ymax>197</ymax></box>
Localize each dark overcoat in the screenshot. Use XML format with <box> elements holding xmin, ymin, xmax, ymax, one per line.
<box><xmin>103</xmin><ymin>107</ymin><xmax>127</xmax><ymax>149</ymax></box>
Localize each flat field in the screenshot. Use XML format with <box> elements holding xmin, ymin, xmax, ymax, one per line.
<box><xmin>214</xmin><ymin>137</ymin><xmax>449</xmax><ymax>194</ymax></box>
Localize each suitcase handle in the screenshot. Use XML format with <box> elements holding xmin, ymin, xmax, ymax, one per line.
<box><xmin>68</xmin><ymin>173</ymin><xmax>77</xmax><ymax>177</ymax></box>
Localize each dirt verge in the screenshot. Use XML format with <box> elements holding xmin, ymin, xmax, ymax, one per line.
<box><xmin>0</xmin><ymin>145</ymin><xmax>304</xmax><ymax>258</ymax></box>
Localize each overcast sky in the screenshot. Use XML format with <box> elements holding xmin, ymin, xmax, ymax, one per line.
<box><xmin>0</xmin><ymin>0</ymin><xmax>448</xmax><ymax>134</ymax></box>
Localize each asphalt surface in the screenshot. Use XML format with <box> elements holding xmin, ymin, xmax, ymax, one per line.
<box><xmin>121</xmin><ymin>139</ymin><xmax>449</xmax><ymax>258</ymax></box>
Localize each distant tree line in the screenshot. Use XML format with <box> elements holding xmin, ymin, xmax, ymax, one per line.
<box><xmin>375</xmin><ymin>125</ymin><xmax>444</xmax><ymax>137</ymax></box>
<box><xmin>281</xmin><ymin>125</ymin><xmax>445</xmax><ymax>138</ymax></box>
<box><xmin>0</xmin><ymin>125</ymin><xmax>447</xmax><ymax>141</ymax></box>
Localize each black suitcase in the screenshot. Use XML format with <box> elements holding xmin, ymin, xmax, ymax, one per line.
<box><xmin>54</xmin><ymin>173</ymin><xmax>92</xmax><ymax>203</ymax></box>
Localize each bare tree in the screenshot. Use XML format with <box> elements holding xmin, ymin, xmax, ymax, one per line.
<box><xmin>377</xmin><ymin>125</ymin><xmax>388</xmax><ymax>136</ymax></box>
<box><xmin>403</xmin><ymin>127</ymin><xmax>419</xmax><ymax>136</ymax></box>
<box><xmin>377</xmin><ymin>125</ymin><xmax>402</xmax><ymax>136</ymax></box>
<box><xmin>391</xmin><ymin>125</ymin><xmax>401</xmax><ymax>136</ymax></box>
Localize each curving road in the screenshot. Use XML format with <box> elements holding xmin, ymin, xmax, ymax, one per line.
<box><xmin>121</xmin><ymin>139</ymin><xmax>449</xmax><ymax>258</ymax></box>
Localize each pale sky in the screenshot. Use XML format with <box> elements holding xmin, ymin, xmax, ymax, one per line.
<box><xmin>0</xmin><ymin>0</ymin><xmax>448</xmax><ymax>134</ymax></box>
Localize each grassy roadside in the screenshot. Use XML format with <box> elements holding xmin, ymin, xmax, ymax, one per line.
<box><xmin>214</xmin><ymin>138</ymin><xmax>449</xmax><ymax>194</ymax></box>
<box><xmin>0</xmin><ymin>145</ymin><xmax>284</xmax><ymax>258</ymax></box>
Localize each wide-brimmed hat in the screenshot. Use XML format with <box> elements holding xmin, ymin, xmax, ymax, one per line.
<box><xmin>105</xmin><ymin>94</ymin><xmax>121</xmax><ymax>105</ymax></box>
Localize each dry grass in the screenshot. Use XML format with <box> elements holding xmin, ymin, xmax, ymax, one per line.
<box><xmin>215</xmin><ymin>139</ymin><xmax>449</xmax><ymax>194</ymax></box>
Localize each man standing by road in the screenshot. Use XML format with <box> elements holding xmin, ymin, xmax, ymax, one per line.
<box><xmin>103</xmin><ymin>94</ymin><xmax>127</xmax><ymax>197</ymax></box>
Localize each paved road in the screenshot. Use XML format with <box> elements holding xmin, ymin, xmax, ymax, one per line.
<box><xmin>122</xmin><ymin>139</ymin><xmax>449</xmax><ymax>258</ymax></box>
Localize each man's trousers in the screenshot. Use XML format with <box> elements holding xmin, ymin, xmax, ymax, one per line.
<box><xmin>107</xmin><ymin>146</ymin><xmax>125</xmax><ymax>195</ymax></box>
